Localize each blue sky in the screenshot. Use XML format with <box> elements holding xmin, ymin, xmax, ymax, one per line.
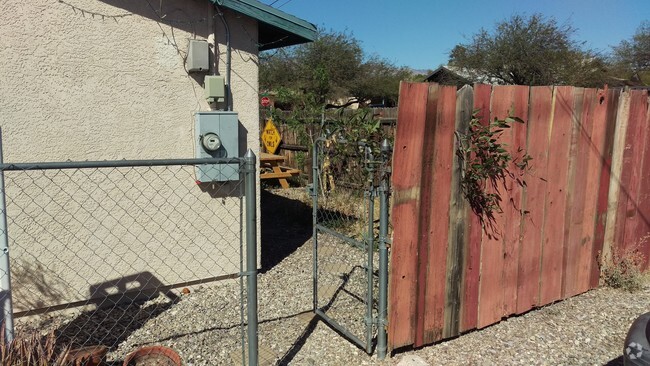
<box><xmin>265</xmin><ymin>0</ymin><xmax>649</xmax><ymax>71</ymax></box>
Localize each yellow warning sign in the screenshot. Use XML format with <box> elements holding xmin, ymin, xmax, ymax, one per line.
<box><xmin>262</xmin><ymin>118</ymin><xmax>281</xmax><ymax>154</ymax></box>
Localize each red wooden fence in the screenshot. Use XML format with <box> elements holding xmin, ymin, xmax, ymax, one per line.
<box><xmin>388</xmin><ymin>82</ymin><xmax>650</xmax><ymax>350</ymax></box>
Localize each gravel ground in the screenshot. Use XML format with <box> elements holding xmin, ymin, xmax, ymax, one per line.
<box><xmin>255</xmin><ymin>188</ymin><xmax>650</xmax><ymax>366</ymax></box>
<box><xmin>14</xmin><ymin>187</ymin><xmax>650</xmax><ymax>365</ymax></box>
<box><xmin>392</xmin><ymin>285</ymin><xmax>649</xmax><ymax>366</ymax></box>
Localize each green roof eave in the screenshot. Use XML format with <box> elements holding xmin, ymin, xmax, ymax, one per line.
<box><xmin>211</xmin><ymin>0</ymin><xmax>317</xmax><ymax>50</ymax></box>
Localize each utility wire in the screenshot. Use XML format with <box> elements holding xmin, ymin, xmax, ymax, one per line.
<box><xmin>276</xmin><ymin>0</ymin><xmax>293</xmax><ymax>9</ymax></box>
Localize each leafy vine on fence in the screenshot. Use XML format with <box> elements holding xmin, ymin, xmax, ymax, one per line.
<box><xmin>455</xmin><ymin>109</ymin><xmax>531</xmax><ymax>238</ymax></box>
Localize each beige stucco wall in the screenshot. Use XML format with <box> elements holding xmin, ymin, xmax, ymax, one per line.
<box><xmin>0</xmin><ymin>0</ymin><xmax>260</xmax><ymax>312</ymax></box>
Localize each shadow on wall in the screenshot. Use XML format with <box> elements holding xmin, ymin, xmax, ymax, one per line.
<box><xmin>56</xmin><ymin>0</ymin><xmax>214</xmax><ymax>105</ymax></box>
<box><xmin>11</xmin><ymin>260</ymin><xmax>69</xmax><ymax>312</ymax></box>
<box><xmin>73</xmin><ymin>0</ymin><xmax>259</xmax><ymax>55</ymax></box>
<box><xmin>55</xmin><ymin>272</ymin><xmax>179</xmax><ymax>349</ymax></box>
<box><xmin>56</xmin><ymin>0</ymin><xmax>262</xmax><ymax>116</ymax></box>
<box><xmin>59</xmin><ymin>0</ymin><xmax>209</xmax><ymax>37</ymax></box>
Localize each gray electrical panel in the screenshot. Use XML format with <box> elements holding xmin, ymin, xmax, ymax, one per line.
<box><xmin>194</xmin><ymin>111</ymin><xmax>239</xmax><ymax>182</ymax></box>
<box><xmin>187</xmin><ymin>40</ymin><xmax>209</xmax><ymax>72</ymax></box>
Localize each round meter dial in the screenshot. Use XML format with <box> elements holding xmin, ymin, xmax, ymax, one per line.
<box><xmin>201</xmin><ymin>133</ymin><xmax>222</xmax><ymax>152</ymax></box>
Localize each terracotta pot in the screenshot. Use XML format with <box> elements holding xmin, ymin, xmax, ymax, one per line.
<box><xmin>123</xmin><ymin>345</ymin><xmax>182</xmax><ymax>366</ymax></box>
<box><xmin>65</xmin><ymin>345</ymin><xmax>108</xmax><ymax>366</ymax></box>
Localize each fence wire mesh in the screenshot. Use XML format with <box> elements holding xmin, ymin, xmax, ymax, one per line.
<box><xmin>313</xmin><ymin>137</ymin><xmax>390</xmax><ymax>353</ymax></box>
<box><xmin>0</xmin><ymin>160</ymin><xmax>256</xmax><ymax>365</ymax></box>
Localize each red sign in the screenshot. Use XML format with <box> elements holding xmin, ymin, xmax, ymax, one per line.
<box><xmin>261</xmin><ymin>96</ymin><xmax>271</xmax><ymax>107</ymax></box>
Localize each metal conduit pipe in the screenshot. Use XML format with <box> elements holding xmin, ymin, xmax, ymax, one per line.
<box><xmin>210</xmin><ymin>5</ymin><xmax>218</xmax><ymax>76</ymax></box>
<box><xmin>214</xmin><ymin>2</ymin><xmax>232</xmax><ymax>111</ymax></box>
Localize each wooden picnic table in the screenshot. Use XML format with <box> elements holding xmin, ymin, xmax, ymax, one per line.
<box><xmin>260</xmin><ymin>152</ymin><xmax>300</xmax><ymax>189</ymax></box>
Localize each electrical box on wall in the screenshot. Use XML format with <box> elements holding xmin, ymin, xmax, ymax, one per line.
<box><xmin>204</xmin><ymin>75</ymin><xmax>225</xmax><ymax>103</ymax></box>
<box><xmin>195</xmin><ymin>111</ymin><xmax>239</xmax><ymax>182</ymax></box>
<box><xmin>187</xmin><ymin>40</ymin><xmax>209</xmax><ymax>72</ymax></box>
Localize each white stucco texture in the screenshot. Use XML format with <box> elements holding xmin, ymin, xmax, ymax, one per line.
<box><xmin>0</xmin><ymin>0</ymin><xmax>261</xmax><ymax>312</ymax></box>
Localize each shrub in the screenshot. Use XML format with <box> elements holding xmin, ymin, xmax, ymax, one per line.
<box><xmin>600</xmin><ymin>236</ymin><xmax>649</xmax><ymax>292</ymax></box>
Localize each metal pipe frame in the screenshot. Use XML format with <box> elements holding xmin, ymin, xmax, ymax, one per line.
<box><xmin>244</xmin><ymin>149</ymin><xmax>258</xmax><ymax>366</ymax></box>
<box><xmin>377</xmin><ymin>176</ymin><xmax>390</xmax><ymax>359</ymax></box>
<box><xmin>0</xmin><ymin>157</ymin><xmax>243</xmax><ymax>171</ymax></box>
<box><xmin>365</xmin><ymin>171</ymin><xmax>375</xmax><ymax>354</ymax></box>
<box><xmin>0</xmin><ymin>130</ymin><xmax>14</xmax><ymax>343</ymax></box>
<box><xmin>377</xmin><ymin>139</ymin><xmax>392</xmax><ymax>359</ymax></box>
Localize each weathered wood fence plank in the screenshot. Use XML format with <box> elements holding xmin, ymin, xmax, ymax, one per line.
<box><xmin>592</xmin><ymin>89</ymin><xmax>621</xmax><ymax>287</ymax></box>
<box><xmin>604</xmin><ymin>91</ymin><xmax>631</xmax><ymax>262</ymax></box>
<box><xmin>636</xmin><ymin>95</ymin><xmax>650</xmax><ymax>268</ymax></box>
<box><xmin>539</xmin><ymin>86</ymin><xmax>574</xmax><ymax>305</ymax></box>
<box><xmin>563</xmin><ymin>87</ymin><xmax>591</xmax><ymax>298</ymax></box>
<box><xmin>413</xmin><ymin>83</ymin><xmax>441</xmax><ymax>347</ymax></box>
<box><xmin>388</xmin><ymin>84</ymin><xmax>650</xmax><ymax>352</ymax></box>
<box><xmin>477</xmin><ymin>85</ymin><xmax>513</xmax><ymax>328</ymax></box>
<box><xmin>516</xmin><ymin>86</ymin><xmax>552</xmax><ymax>313</ymax></box>
<box><xmin>444</xmin><ymin>85</ymin><xmax>473</xmax><ymax>338</ymax></box>
<box><xmin>576</xmin><ymin>88</ymin><xmax>610</xmax><ymax>295</ymax></box>
<box><xmin>502</xmin><ymin>85</ymin><xmax>529</xmax><ymax>317</ymax></box>
<box><xmin>621</xmin><ymin>91</ymin><xmax>650</xmax><ymax>255</ymax></box>
<box><xmin>420</xmin><ymin>85</ymin><xmax>456</xmax><ymax>345</ymax></box>
<box><xmin>459</xmin><ymin>84</ymin><xmax>491</xmax><ymax>333</ymax></box>
<box><xmin>388</xmin><ymin>82</ymin><xmax>430</xmax><ymax>349</ymax></box>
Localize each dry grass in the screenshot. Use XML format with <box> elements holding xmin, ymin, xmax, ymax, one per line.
<box><xmin>0</xmin><ymin>330</ymin><xmax>71</xmax><ymax>366</ymax></box>
<box><xmin>600</xmin><ymin>234</ymin><xmax>650</xmax><ymax>292</ymax></box>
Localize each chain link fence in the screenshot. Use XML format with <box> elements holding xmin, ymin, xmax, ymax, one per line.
<box><xmin>312</xmin><ymin>136</ymin><xmax>391</xmax><ymax>358</ymax></box>
<box><xmin>0</xmin><ymin>155</ymin><xmax>259</xmax><ymax>365</ymax></box>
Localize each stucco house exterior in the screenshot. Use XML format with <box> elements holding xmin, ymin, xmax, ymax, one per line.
<box><xmin>0</xmin><ymin>0</ymin><xmax>315</xmax><ymax>313</ymax></box>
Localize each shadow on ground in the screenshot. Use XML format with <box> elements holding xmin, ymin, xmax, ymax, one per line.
<box><xmin>604</xmin><ymin>356</ymin><xmax>624</xmax><ymax>365</ymax></box>
<box><xmin>261</xmin><ymin>189</ymin><xmax>313</xmax><ymax>272</ymax></box>
<box><xmin>49</xmin><ymin>273</ymin><xmax>180</xmax><ymax>363</ymax></box>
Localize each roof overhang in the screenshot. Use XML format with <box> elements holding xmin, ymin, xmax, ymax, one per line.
<box><xmin>211</xmin><ymin>0</ymin><xmax>317</xmax><ymax>50</ymax></box>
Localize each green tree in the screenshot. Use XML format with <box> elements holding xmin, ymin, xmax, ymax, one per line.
<box><xmin>611</xmin><ymin>22</ymin><xmax>650</xmax><ymax>85</ymax></box>
<box><xmin>349</xmin><ymin>56</ymin><xmax>413</xmax><ymax>106</ymax></box>
<box><xmin>260</xmin><ymin>29</ymin><xmax>411</xmax><ymax>107</ymax></box>
<box><xmin>449</xmin><ymin>13</ymin><xmax>607</xmax><ymax>87</ymax></box>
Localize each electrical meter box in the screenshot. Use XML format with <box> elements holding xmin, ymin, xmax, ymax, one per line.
<box><xmin>194</xmin><ymin>111</ymin><xmax>239</xmax><ymax>182</ymax></box>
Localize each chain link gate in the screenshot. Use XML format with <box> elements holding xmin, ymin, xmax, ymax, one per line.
<box><xmin>311</xmin><ymin>135</ymin><xmax>391</xmax><ymax>358</ymax></box>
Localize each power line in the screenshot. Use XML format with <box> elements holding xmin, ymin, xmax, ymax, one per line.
<box><xmin>268</xmin><ymin>0</ymin><xmax>281</xmax><ymax>5</ymax></box>
<box><xmin>276</xmin><ymin>0</ymin><xmax>293</xmax><ymax>9</ymax></box>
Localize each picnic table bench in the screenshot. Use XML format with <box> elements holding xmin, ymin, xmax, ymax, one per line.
<box><xmin>260</xmin><ymin>152</ymin><xmax>300</xmax><ymax>189</ymax></box>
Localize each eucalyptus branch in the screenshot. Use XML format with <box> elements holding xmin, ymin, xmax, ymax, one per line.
<box><xmin>456</xmin><ymin>110</ymin><xmax>531</xmax><ymax>238</ymax></box>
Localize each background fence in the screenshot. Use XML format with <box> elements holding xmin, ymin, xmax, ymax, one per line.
<box><xmin>0</xmin><ymin>154</ymin><xmax>259</xmax><ymax>365</ymax></box>
<box><xmin>388</xmin><ymin>82</ymin><xmax>650</xmax><ymax>350</ymax></box>
<box><xmin>259</xmin><ymin>108</ymin><xmax>397</xmax><ymax>179</ymax></box>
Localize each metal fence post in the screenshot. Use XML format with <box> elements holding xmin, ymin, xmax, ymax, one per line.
<box><xmin>244</xmin><ymin>149</ymin><xmax>258</xmax><ymax>366</ymax></box>
<box><xmin>365</xmin><ymin>157</ymin><xmax>375</xmax><ymax>354</ymax></box>
<box><xmin>377</xmin><ymin>139</ymin><xmax>391</xmax><ymax>359</ymax></box>
<box><xmin>0</xmin><ymin>130</ymin><xmax>14</xmax><ymax>343</ymax></box>
<box><xmin>312</xmin><ymin>140</ymin><xmax>319</xmax><ymax>312</ymax></box>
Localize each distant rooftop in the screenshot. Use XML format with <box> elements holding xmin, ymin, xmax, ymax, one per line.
<box><xmin>424</xmin><ymin>66</ymin><xmax>503</xmax><ymax>86</ymax></box>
